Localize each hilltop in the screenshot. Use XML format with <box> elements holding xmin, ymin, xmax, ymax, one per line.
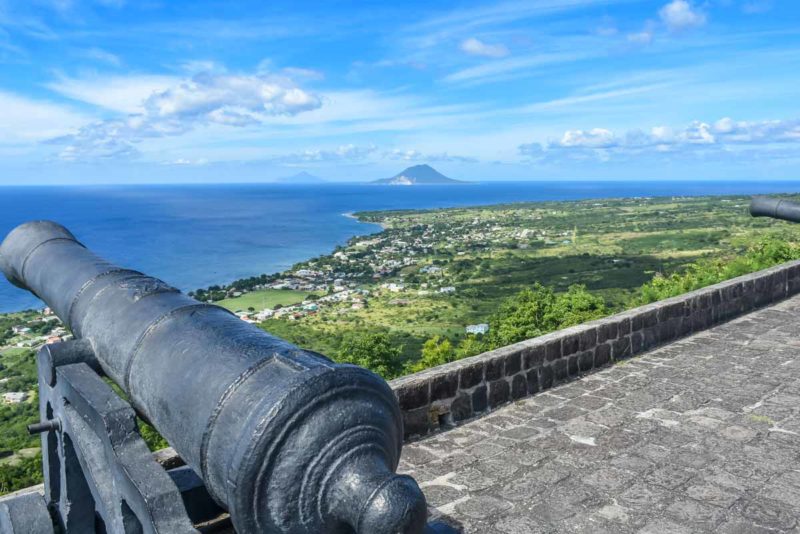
<box><xmin>372</xmin><ymin>164</ymin><xmax>465</xmax><ymax>185</ymax></box>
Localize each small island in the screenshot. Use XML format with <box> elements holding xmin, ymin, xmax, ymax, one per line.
<box><xmin>275</xmin><ymin>171</ymin><xmax>326</xmax><ymax>184</ymax></box>
<box><xmin>372</xmin><ymin>164</ymin><xmax>467</xmax><ymax>185</ymax></box>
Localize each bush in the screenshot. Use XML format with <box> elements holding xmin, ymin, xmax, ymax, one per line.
<box><xmin>409</xmin><ymin>336</ymin><xmax>456</xmax><ymax>373</ymax></box>
<box><xmin>487</xmin><ymin>283</ymin><xmax>606</xmax><ymax>348</ymax></box>
<box><xmin>639</xmin><ymin>238</ymin><xmax>800</xmax><ymax>304</ymax></box>
<box><xmin>0</xmin><ymin>453</ymin><xmax>42</xmax><ymax>496</ymax></box>
<box><xmin>336</xmin><ymin>332</ymin><xmax>404</xmax><ymax>379</ymax></box>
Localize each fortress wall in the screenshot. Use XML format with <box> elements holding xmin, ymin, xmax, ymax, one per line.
<box><xmin>390</xmin><ymin>259</ymin><xmax>800</xmax><ymax>440</ymax></box>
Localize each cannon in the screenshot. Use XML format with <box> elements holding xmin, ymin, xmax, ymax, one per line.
<box><xmin>0</xmin><ymin>221</ymin><xmax>427</xmax><ymax>533</ymax></box>
<box><xmin>750</xmin><ymin>195</ymin><xmax>800</xmax><ymax>223</ymax></box>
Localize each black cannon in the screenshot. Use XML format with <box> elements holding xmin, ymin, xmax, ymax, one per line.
<box><xmin>750</xmin><ymin>195</ymin><xmax>800</xmax><ymax>223</ymax></box>
<box><xmin>0</xmin><ymin>221</ymin><xmax>427</xmax><ymax>533</ymax></box>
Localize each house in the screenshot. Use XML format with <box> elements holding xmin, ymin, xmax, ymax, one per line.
<box><xmin>46</xmin><ymin>336</ymin><xmax>62</xmax><ymax>345</ymax></box>
<box><xmin>439</xmin><ymin>286</ymin><xmax>456</xmax><ymax>294</ymax></box>
<box><xmin>466</xmin><ymin>324</ymin><xmax>490</xmax><ymax>335</ymax></box>
<box><xmin>2</xmin><ymin>392</ymin><xmax>27</xmax><ymax>404</ymax></box>
<box><xmin>11</xmin><ymin>326</ymin><xmax>30</xmax><ymax>335</ymax></box>
<box><xmin>382</xmin><ymin>283</ymin><xmax>405</xmax><ymax>293</ymax></box>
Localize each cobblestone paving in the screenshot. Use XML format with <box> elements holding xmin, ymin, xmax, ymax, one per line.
<box><xmin>402</xmin><ymin>295</ymin><xmax>800</xmax><ymax>533</ymax></box>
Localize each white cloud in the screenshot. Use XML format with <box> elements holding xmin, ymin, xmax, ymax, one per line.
<box><xmin>557</xmin><ymin>128</ymin><xmax>617</xmax><ymax>149</ymax></box>
<box><xmin>443</xmin><ymin>51</ymin><xmax>593</xmax><ymax>84</ymax></box>
<box><xmin>47</xmin><ymin>74</ymin><xmax>179</xmax><ymax>113</ymax></box>
<box><xmin>52</xmin><ymin>71</ymin><xmax>323</xmax><ymax>161</ymax></box>
<box><xmin>82</xmin><ymin>47</ymin><xmax>121</xmax><ymax>66</ymax></box>
<box><xmin>0</xmin><ymin>90</ymin><xmax>91</xmax><ymax>144</ymax></box>
<box><xmin>460</xmin><ymin>37</ymin><xmax>509</xmax><ymax>58</ymax></box>
<box><xmin>520</xmin><ymin>116</ymin><xmax>800</xmax><ymax>162</ymax></box>
<box><xmin>383</xmin><ymin>148</ymin><xmax>476</xmax><ymax>163</ymax></box>
<box><xmin>627</xmin><ymin>21</ymin><xmax>656</xmax><ymax>44</ymax></box>
<box><xmin>273</xmin><ymin>144</ymin><xmax>377</xmax><ymax>164</ymax></box>
<box><xmin>659</xmin><ymin>0</ymin><xmax>707</xmax><ymax>32</ymax></box>
<box><xmin>521</xmin><ymin>84</ymin><xmax>668</xmax><ymax>112</ymax></box>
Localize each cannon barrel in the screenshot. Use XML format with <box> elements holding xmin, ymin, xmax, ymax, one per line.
<box><xmin>750</xmin><ymin>196</ymin><xmax>800</xmax><ymax>223</ymax></box>
<box><xmin>0</xmin><ymin>221</ymin><xmax>427</xmax><ymax>534</ymax></box>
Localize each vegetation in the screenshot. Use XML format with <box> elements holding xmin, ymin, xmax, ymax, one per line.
<box><xmin>639</xmin><ymin>237</ymin><xmax>800</xmax><ymax>303</ymax></box>
<box><xmin>216</xmin><ymin>289</ymin><xmax>320</xmax><ymax>313</ymax></box>
<box><xmin>4</xmin><ymin>193</ymin><xmax>800</xmax><ymax>495</ymax></box>
<box><xmin>0</xmin><ymin>453</ymin><xmax>42</xmax><ymax>495</ymax></box>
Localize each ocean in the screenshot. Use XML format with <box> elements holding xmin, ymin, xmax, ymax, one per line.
<box><xmin>1</xmin><ymin>180</ymin><xmax>799</xmax><ymax>313</ymax></box>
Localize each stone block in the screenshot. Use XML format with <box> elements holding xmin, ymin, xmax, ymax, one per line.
<box><xmin>568</xmin><ymin>355</ymin><xmax>579</xmax><ymax>376</ymax></box>
<box><xmin>488</xmin><ymin>379</ymin><xmax>510</xmax><ymax>408</ymax></box>
<box><xmin>396</xmin><ymin>381</ymin><xmax>430</xmax><ymax>411</ymax></box>
<box><xmin>594</xmin><ymin>343</ymin><xmax>611</xmax><ymax>367</ymax></box>
<box><xmin>450</xmin><ymin>392</ymin><xmax>473</xmax><ymax>423</ymax></box>
<box><xmin>562</xmin><ymin>333</ymin><xmax>579</xmax><ymax>357</ymax></box>
<box><xmin>612</xmin><ymin>336</ymin><xmax>631</xmax><ymax>360</ymax></box>
<box><xmin>631</xmin><ymin>331</ymin><xmax>643</xmax><ymax>354</ymax></box>
<box><xmin>540</xmin><ymin>365</ymin><xmax>554</xmax><ymax>390</ymax></box>
<box><xmin>578</xmin><ymin>328</ymin><xmax>597</xmax><ymax>351</ymax></box>
<box><xmin>402</xmin><ymin>406</ymin><xmax>431</xmax><ymax>438</ymax></box>
<box><xmin>526</xmin><ymin>368</ymin><xmax>540</xmax><ymax>394</ymax></box>
<box><xmin>472</xmin><ymin>385</ymin><xmax>488</xmax><ymax>413</ymax></box>
<box><xmin>431</xmin><ymin>370</ymin><xmax>459</xmax><ymax>401</ymax></box>
<box><xmin>553</xmin><ymin>358</ymin><xmax>568</xmax><ymax>381</ymax></box>
<box><xmin>545</xmin><ymin>338</ymin><xmax>562</xmax><ymax>362</ymax></box>
<box><xmin>523</xmin><ymin>344</ymin><xmax>545</xmax><ymax>369</ymax></box>
<box><xmin>511</xmin><ymin>374</ymin><xmax>527</xmax><ymax>400</ymax></box>
<box><xmin>459</xmin><ymin>361</ymin><xmax>485</xmax><ymax>389</ymax></box>
<box><xmin>579</xmin><ymin>350</ymin><xmax>595</xmax><ymax>372</ymax></box>
<box><xmin>485</xmin><ymin>357</ymin><xmax>504</xmax><ymax>381</ymax></box>
<box><xmin>504</xmin><ymin>352</ymin><xmax>521</xmax><ymax>376</ymax></box>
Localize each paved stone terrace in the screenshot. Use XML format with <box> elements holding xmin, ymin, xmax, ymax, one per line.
<box><xmin>401</xmin><ymin>294</ymin><xmax>800</xmax><ymax>533</ymax></box>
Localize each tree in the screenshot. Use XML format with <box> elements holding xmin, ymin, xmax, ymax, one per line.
<box><xmin>488</xmin><ymin>283</ymin><xmax>606</xmax><ymax>347</ymax></box>
<box><xmin>410</xmin><ymin>336</ymin><xmax>455</xmax><ymax>373</ymax></box>
<box><xmin>337</xmin><ymin>332</ymin><xmax>403</xmax><ymax>379</ymax></box>
<box><xmin>456</xmin><ymin>336</ymin><xmax>486</xmax><ymax>359</ymax></box>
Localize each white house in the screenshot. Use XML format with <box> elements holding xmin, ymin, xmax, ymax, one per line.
<box><xmin>382</xmin><ymin>283</ymin><xmax>405</xmax><ymax>293</ymax></box>
<box><xmin>2</xmin><ymin>392</ymin><xmax>27</xmax><ymax>404</ymax></box>
<box><xmin>466</xmin><ymin>324</ymin><xmax>490</xmax><ymax>335</ymax></box>
<box><xmin>439</xmin><ymin>286</ymin><xmax>456</xmax><ymax>294</ymax></box>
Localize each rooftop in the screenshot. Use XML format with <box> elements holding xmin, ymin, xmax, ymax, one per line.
<box><xmin>399</xmin><ymin>294</ymin><xmax>800</xmax><ymax>533</ymax></box>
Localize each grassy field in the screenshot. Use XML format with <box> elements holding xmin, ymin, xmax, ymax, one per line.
<box><xmin>217</xmin><ymin>289</ymin><xmax>318</xmax><ymax>312</ymax></box>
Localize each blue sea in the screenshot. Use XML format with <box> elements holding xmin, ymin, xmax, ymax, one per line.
<box><xmin>2</xmin><ymin>180</ymin><xmax>800</xmax><ymax>313</ymax></box>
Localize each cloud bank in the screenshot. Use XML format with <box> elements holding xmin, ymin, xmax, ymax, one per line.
<box><xmin>53</xmin><ymin>71</ymin><xmax>322</xmax><ymax>160</ymax></box>
<box><xmin>520</xmin><ymin>117</ymin><xmax>800</xmax><ymax>161</ymax></box>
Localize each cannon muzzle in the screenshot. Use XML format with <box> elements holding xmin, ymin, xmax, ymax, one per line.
<box><xmin>750</xmin><ymin>196</ymin><xmax>800</xmax><ymax>223</ymax></box>
<box><xmin>0</xmin><ymin>221</ymin><xmax>427</xmax><ymax>534</ymax></box>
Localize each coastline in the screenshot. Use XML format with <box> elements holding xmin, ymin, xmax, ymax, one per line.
<box><xmin>3</xmin><ymin>184</ymin><xmax>800</xmax><ymax>314</ymax></box>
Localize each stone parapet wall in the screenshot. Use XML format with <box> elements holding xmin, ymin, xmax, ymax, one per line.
<box><xmin>390</xmin><ymin>260</ymin><xmax>800</xmax><ymax>440</ymax></box>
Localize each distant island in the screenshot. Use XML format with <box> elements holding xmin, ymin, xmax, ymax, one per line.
<box><xmin>372</xmin><ymin>164</ymin><xmax>466</xmax><ymax>185</ymax></box>
<box><xmin>275</xmin><ymin>171</ymin><xmax>326</xmax><ymax>184</ymax></box>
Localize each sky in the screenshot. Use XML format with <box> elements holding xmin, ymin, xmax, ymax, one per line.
<box><xmin>0</xmin><ymin>0</ymin><xmax>799</xmax><ymax>184</ymax></box>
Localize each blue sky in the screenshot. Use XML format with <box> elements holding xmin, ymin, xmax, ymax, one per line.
<box><xmin>0</xmin><ymin>0</ymin><xmax>799</xmax><ymax>183</ymax></box>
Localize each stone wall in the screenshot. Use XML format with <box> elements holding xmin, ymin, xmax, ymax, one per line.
<box><xmin>390</xmin><ymin>260</ymin><xmax>800</xmax><ymax>440</ymax></box>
